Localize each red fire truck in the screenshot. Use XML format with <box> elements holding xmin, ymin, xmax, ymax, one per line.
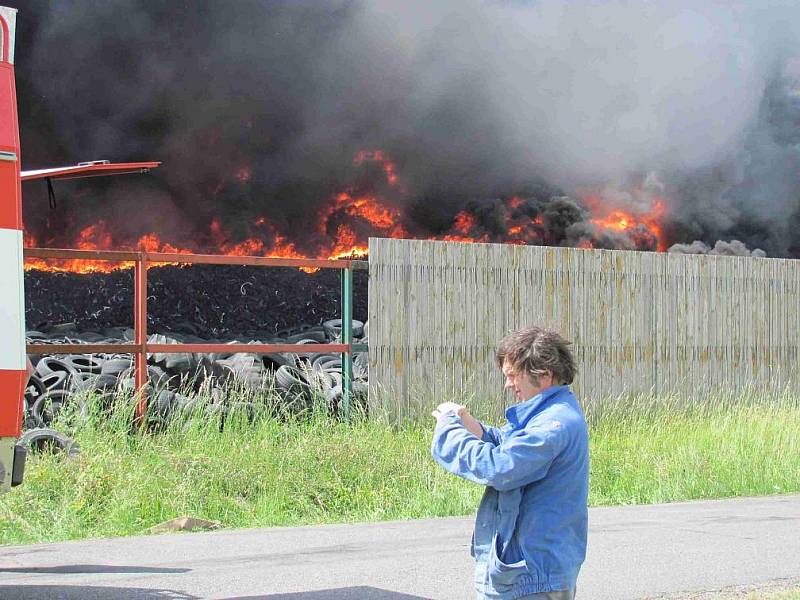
<box><xmin>0</xmin><ymin>5</ymin><xmax>29</xmax><ymax>493</ymax></box>
<box><xmin>0</xmin><ymin>6</ymin><xmax>159</xmax><ymax>492</ymax></box>
<box><xmin>0</xmin><ymin>5</ymin><xmax>30</xmax><ymax>493</ymax></box>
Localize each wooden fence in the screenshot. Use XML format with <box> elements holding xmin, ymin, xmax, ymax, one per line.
<box><xmin>367</xmin><ymin>237</ymin><xmax>800</xmax><ymax>421</ymax></box>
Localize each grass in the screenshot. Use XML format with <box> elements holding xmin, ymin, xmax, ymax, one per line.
<box><xmin>0</xmin><ymin>384</ymin><xmax>798</xmax><ymax>545</ymax></box>
<box><xmin>587</xmin><ymin>389</ymin><xmax>800</xmax><ymax>505</ymax></box>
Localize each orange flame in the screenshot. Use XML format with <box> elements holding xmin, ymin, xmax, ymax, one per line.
<box><xmin>585</xmin><ymin>194</ymin><xmax>668</xmax><ymax>251</ymax></box>
<box><xmin>452</xmin><ymin>211</ymin><xmax>476</xmax><ymax>235</ymax></box>
<box><xmin>591</xmin><ymin>210</ymin><xmax>633</xmax><ymax>232</ymax></box>
<box><xmin>25</xmin><ymin>222</ymin><xmax>134</xmax><ymax>273</ymax></box>
<box><xmin>24</xmin><ymin>151</ymin><xmax>672</xmax><ymax>275</ymax></box>
<box><xmin>330</xmin><ymin>192</ymin><xmax>402</xmax><ymax>231</ymax></box>
<box><xmin>24</xmin><ymin>149</ymin><xmax>410</xmax><ymax>274</ymax></box>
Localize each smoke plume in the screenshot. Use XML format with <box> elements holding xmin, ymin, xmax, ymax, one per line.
<box><xmin>10</xmin><ymin>0</ymin><xmax>800</xmax><ymax>256</ymax></box>
<box><xmin>669</xmin><ymin>239</ymin><xmax>766</xmax><ymax>258</ymax></box>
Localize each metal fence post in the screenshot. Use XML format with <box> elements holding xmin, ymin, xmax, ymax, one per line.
<box><xmin>134</xmin><ymin>253</ymin><xmax>148</xmax><ymax>424</ymax></box>
<box><xmin>341</xmin><ymin>263</ymin><xmax>354</xmax><ymax>422</ymax></box>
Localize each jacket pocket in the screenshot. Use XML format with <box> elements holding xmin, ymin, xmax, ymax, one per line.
<box><xmin>486</xmin><ymin>532</ymin><xmax>528</xmax><ymax>590</ymax></box>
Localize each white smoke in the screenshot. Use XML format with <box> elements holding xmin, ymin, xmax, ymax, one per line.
<box><xmin>669</xmin><ymin>239</ymin><xmax>766</xmax><ymax>257</ymax></box>
<box><xmin>353</xmin><ymin>1</ymin><xmax>791</xmax><ymax>184</ymax></box>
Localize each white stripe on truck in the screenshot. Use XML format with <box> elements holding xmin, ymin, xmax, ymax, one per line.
<box><xmin>0</xmin><ymin>7</ymin><xmax>17</xmax><ymax>65</ymax></box>
<box><xmin>0</xmin><ymin>228</ymin><xmax>24</xmax><ymax>370</ymax></box>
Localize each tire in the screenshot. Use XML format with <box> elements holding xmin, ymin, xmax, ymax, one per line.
<box><xmin>164</xmin><ymin>353</ymin><xmax>196</xmax><ymax>375</ymax></box>
<box><xmin>62</xmin><ymin>355</ymin><xmax>103</xmax><ymax>374</ymax></box>
<box><xmin>148</xmin><ymin>366</ymin><xmax>175</xmax><ymax>389</ymax></box>
<box><xmin>325</xmin><ymin>385</ymin><xmax>343</xmax><ymax>404</ymax></box>
<box><xmin>18</xmin><ymin>428</ymin><xmax>80</xmax><ymax>457</ymax></box>
<box><xmin>152</xmin><ymin>389</ymin><xmax>176</xmax><ymax>416</ymax></box>
<box><xmin>291</xmin><ymin>339</ymin><xmax>323</xmax><ymax>362</ymax></box>
<box><xmin>311</xmin><ymin>354</ymin><xmax>336</xmax><ymax>369</ymax></box>
<box><xmin>100</xmin><ymin>358</ymin><xmax>134</xmax><ymax>376</ymax></box>
<box><xmin>322</xmin><ymin>319</ymin><xmax>342</xmax><ymax>339</ymax></box>
<box><xmin>319</xmin><ymin>370</ymin><xmax>344</xmax><ymax>405</ymax></box>
<box><xmin>262</xmin><ymin>352</ymin><xmax>292</xmax><ymax>370</ymax></box>
<box><xmin>39</xmin><ymin>370</ymin><xmax>70</xmax><ymax>392</ymax></box>
<box><xmin>316</xmin><ymin>357</ymin><xmax>342</xmax><ymax>372</ymax></box>
<box><xmin>76</xmin><ymin>332</ymin><xmax>105</xmax><ymax>343</ymax></box>
<box><xmin>79</xmin><ymin>374</ymin><xmax>120</xmax><ymax>393</ymax></box>
<box><xmin>275</xmin><ymin>365</ymin><xmax>310</xmax><ymax>391</ymax></box>
<box><xmin>225</xmin><ymin>353</ymin><xmax>258</xmax><ymax>370</ymax></box>
<box><xmin>31</xmin><ymin>391</ymin><xmax>66</xmax><ymax>427</ymax></box>
<box><xmin>23</xmin><ymin>375</ymin><xmax>47</xmax><ymax>429</ymax></box>
<box><xmin>291</xmin><ymin>327</ymin><xmax>327</xmax><ymax>343</ymax></box>
<box><xmin>35</xmin><ymin>357</ymin><xmax>77</xmax><ymax>378</ymax></box>
<box><xmin>323</xmin><ymin>319</ymin><xmax>365</xmax><ymax>339</ymax></box>
<box><xmin>117</xmin><ymin>366</ymin><xmax>174</xmax><ymax>390</ymax></box>
<box><xmin>25</xmin><ymin>374</ymin><xmax>46</xmax><ymax>400</ymax></box>
<box><xmin>31</xmin><ymin>389</ymin><xmax>87</xmax><ymax>427</ymax></box>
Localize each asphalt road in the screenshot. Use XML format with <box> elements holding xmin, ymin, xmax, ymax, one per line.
<box><xmin>0</xmin><ymin>495</ymin><xmax>797</xmax><ymax>600</ymax></box>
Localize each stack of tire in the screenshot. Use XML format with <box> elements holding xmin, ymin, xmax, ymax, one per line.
<box><xmin>22</xmin><ymin>318</ymin><xmax>369</xmax><ymax>447</ymax></box>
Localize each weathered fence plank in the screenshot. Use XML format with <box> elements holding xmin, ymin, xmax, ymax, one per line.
<box><xmin>368</xmin><ymin>238</ymin><xmax>800</xmax><ymax>421</ymax></box>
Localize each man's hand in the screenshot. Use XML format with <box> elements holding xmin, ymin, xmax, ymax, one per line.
<box><xmin>431</xmin><ymin>402</ymin><xmax>484</xmax><ymax>438</ymax></box>
<box><xmin>431</xmin><ymin>402</ymin><xmax>466</xmax><ymax>421</ymax></box>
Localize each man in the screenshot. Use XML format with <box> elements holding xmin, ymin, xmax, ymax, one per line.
<box><xmin>431</xmin><ymin>326</ymin><xmax>589</xmax><ymax>600</ymax></box>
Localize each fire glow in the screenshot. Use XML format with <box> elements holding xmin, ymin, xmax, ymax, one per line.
<box><xmin>23</xmin><ymin>151</ymin><xmax>671</xmax><ymax>274</ymax></box>
<box><xmin>584</xmin><ymin>195</ymin><xmax>668</xmax><ymax>252</ymax></box>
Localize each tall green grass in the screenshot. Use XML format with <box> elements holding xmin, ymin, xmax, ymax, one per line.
<box><xmin>0</xmin><ymin>385</ymin><xmax>798</xmax><ymax>545</ymax></box>
<box><xmin>587</xmin><ymin>389</ymin><xmax>800</xmax><ymax>505</ymax></box>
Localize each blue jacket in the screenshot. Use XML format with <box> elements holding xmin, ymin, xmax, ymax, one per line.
<box><xmin>431</xmin><ymin>385</ymin><xmax>589</xmax><ymax>599</ymax></box>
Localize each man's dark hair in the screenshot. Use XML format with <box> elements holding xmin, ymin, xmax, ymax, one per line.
<box><xmin>495</xmin><ymin>326</ymin><xmax>576</xmax><ymax>385</ymax></box>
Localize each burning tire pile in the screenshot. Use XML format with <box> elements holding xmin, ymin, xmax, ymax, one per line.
<box><xmin>21</xmin><ymin>264</ymin><xmax>369</xmax><ymax>449</ymax></box>
<box><xmin>25</xmin><ymin>264</ymin><xmax>367</xmax><ymax>340</ymax></box>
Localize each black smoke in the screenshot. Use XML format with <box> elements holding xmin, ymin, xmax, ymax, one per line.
<box><xmin>10</xmin><ymin>1</ymin><xmax>800</xmax><ymax>257</ymax></box>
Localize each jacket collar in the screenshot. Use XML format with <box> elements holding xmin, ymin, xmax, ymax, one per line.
<box><xmin>505</xmin><ymin>385</ymin><xmax>570</xmax><ymax>427</ymax></box>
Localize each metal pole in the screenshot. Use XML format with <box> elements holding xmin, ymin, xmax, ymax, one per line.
<box><xmin>341</xmin><ymin>264</ymin><xmax>354</xmax><ymax>422</ymax></box>
<box><xmin>134</xmin><ymin>254</ymin><xmax>148</xmax><ymax>424</ymax></box>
